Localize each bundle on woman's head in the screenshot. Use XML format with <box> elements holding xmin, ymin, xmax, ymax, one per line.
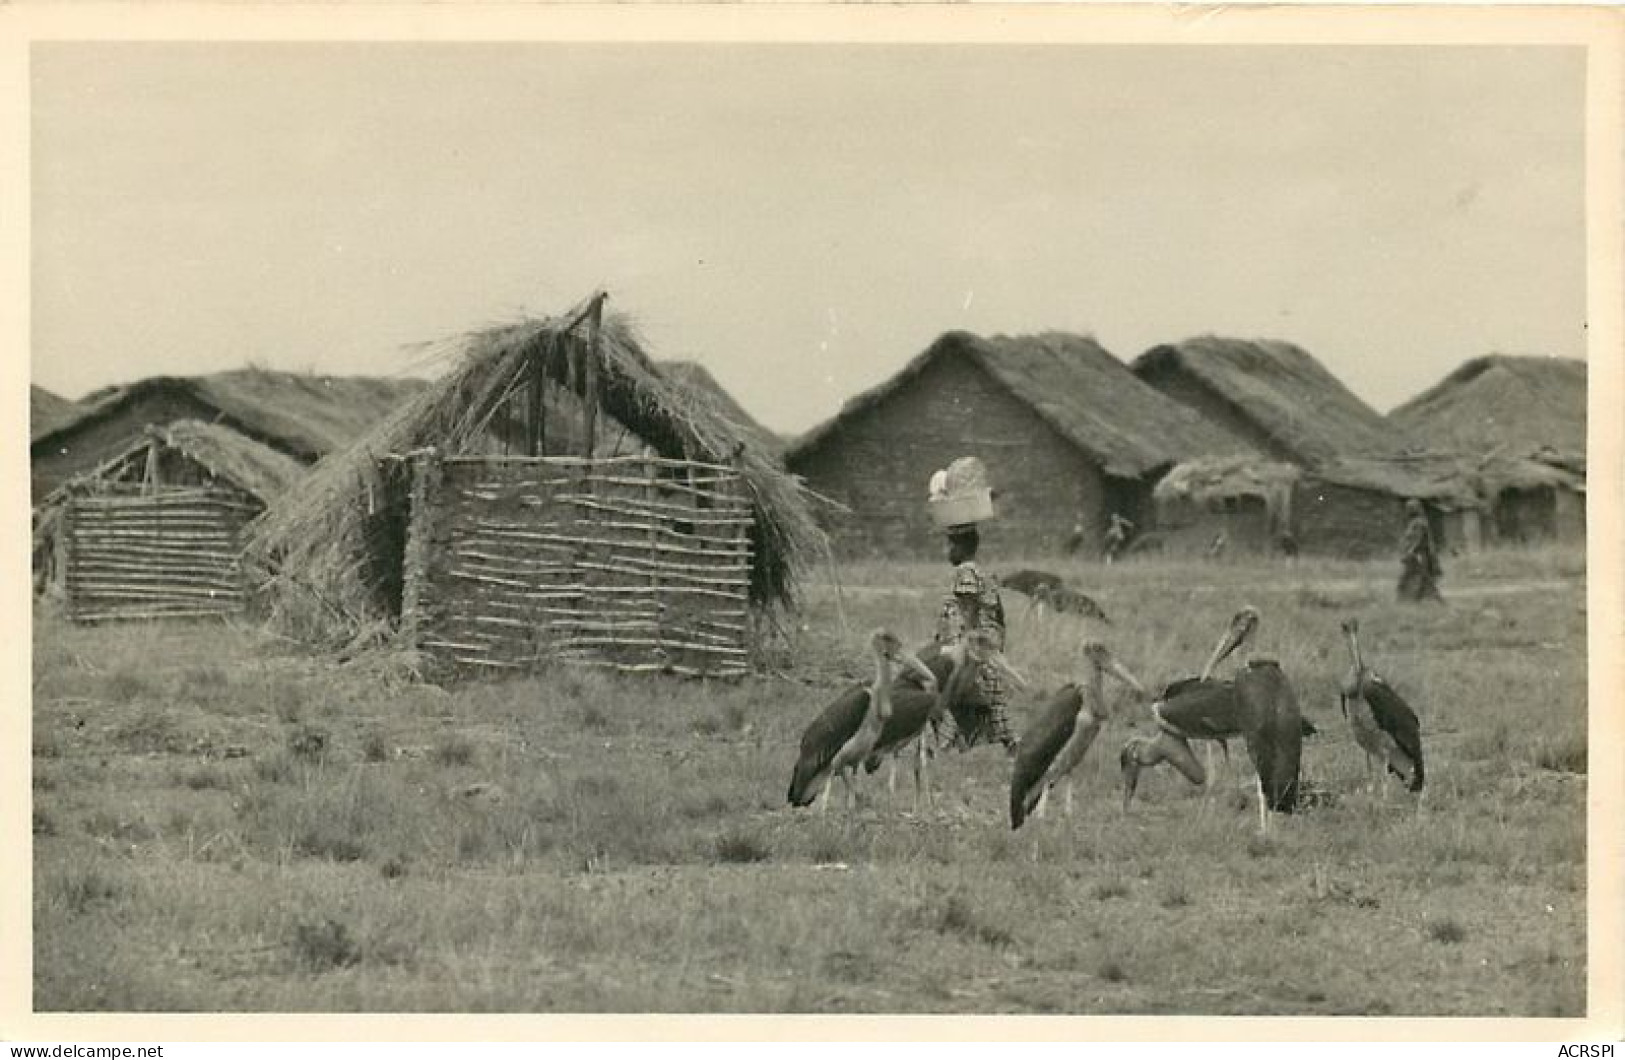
<box><xmin>927</xmin><ymin>455</ymin><xmax>995</xmax><ymax>530</ymax></box>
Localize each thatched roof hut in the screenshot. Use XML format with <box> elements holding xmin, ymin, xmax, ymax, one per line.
<box><xmin>37</xmin><ymin>421</ymin><xmax>306</xmax><ymax>621</ymax></box>
<box><xmin>1389</xmin><ymin>354</ymin><xmax>1586</xmax><ymax>456</ymax></box>
<box><xmin>31</xmin><ymin>368</ymin><xmax>428</xmax><ymax>502</ymax></box>
<box><xmin>658</xmin><ymin>361</ymin><xmax>785</xmax><ymax>460</ymax></box>
<box><xmin>1133</xmin><ymin>336</ymin><xmax>1397</xmax><ymax>465</ymax></box>
<box><xmin>248</xmin><ymin>294</ymin><xmax>828</xmax><ymax>675</ymax></box>
<box><xmin>30</xmin><ymin>385</ymin><xmax>78</xmax><ymax>441</ymax></box>
<box><xmin>785</xmin><ymin>330</ymin><xmax>1249</xmax><ymax>558</ymax></box>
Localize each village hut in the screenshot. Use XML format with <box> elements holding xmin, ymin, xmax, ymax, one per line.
<box><xmin>35</xmin><ymin>420</ymin><xmax>304</xmax><ymax>621</ymax></box>
<box><xmin>1153</xmin><ymin>453</ymin><xmax>1481</xmax><ymax>559</ymax></box>
<box><xmin>31</xmin><ymin>385</ymin><xmax>78</xmax><ymax>442</ymax></box>
<box><xmin>658</xmin><ymin>361</ymin><xmax>786</xmax><ymax>461</ymax></box>
<box><xmin>31</xmin><ymin>368</ymin><xmax>427</xmax><ymax>504</ymax></box>
<box><xmin>246</xmin><ymin>293</ymin><xmax>829</xmax><ymax>680</ymax></box>
<box><xmin>1390</xmin><ymin>355</ymin><xmax>1586</xmax><ymax>545</ymax></box>
<box><xmin>1132</xmin><ymin>336</ymin><xmax>1398</xmax><ymax>465</ymax></box>
<box><xmin>782</xmin><ymin>331</ymin><xmax>1249</xmax><ymax>559</ymax></box>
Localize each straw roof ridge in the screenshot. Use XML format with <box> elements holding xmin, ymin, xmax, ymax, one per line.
<box><xmin>1156</xmin><ymin>450</ymin><xmax>1481</xmax><ymax>508</ymax></box>
<box><xmin>247</xmin><ymin>302</ymin><xmax>830</xmax><ymax>636</ymax></box>
<box><xmin>1388</xmin><ymin>353</ymin><xmax>1586</xmax><ymax>456</ymax></box>
<box><xmin>786</xmin><ymin>330</ymin><xmax>1249</xmax><ymax>478</ymax></box>
<box><xmin>33</xmin><ymin>368</ymin><xmax>430</xmax><ymax>463</ymax></box>
<box><xmin>30</xmin><ymin>385</ymin><xmax>78</xmax><ymax>441</ymax></box>
<box><xmin>657</xmin><ymin>360</ymin><xmax>786</xmax><ymax>459</ymax></box>
<box><xmin>1133</xmin><ymin>336</ymin><xmax>1397</xmax><ymax>464</ymax></box>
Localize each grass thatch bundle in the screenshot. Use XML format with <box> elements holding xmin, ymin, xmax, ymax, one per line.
<box><xmin>246</xmin><ymin>297</ymin><xmax>830</xmax><ymax>645</ymax></box>
<box><xmin>1153</xmin><ymin>455</ymin><xmax>1302</xmax><ymax>506</ymax></box>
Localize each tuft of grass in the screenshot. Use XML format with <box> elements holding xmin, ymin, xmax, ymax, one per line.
<box><xmin>294</xmin><ymin>826</ymin><xmax>366</xmax><ymax>863</ymax></box>
<box><xmin>104</xmin><ymin>668</ymin><xmax>152</xmax><ymax>702</ymax></box>
<box><xmin>33</xmin><ymin>809</ymin><xmax>57</xmax><ymax>837</ymax></box>
<box><xmin>712</xmin><ymin>828</ymin><xmax>771</xmax><ymax>864</ymax></box>
<box><xmin>1426</xmin><ymin>917</ymin><xmax>1468</xmax><ymax>945</ymax></box>
<box><xmin>113</xmin><ymin>708</ymin><xmax>183</xmax><ymax>754</ymax></box>
<box><xmin>1160</xmin><ymin>886</ymin><xmax>1191</xmax><ymax>909</ymax></box>
<box><xmin>1091</xmin><ymin>879</ymin><xmax>1130</xmax><ymax>901</ymax></box>
<box><xmin>57</xmin><ymin>867</ymin><xmax>121</xmax><ymax>915</ymax></box>
<box><xmin>361</xmin><ymin>730</ymin><xmax>390</xmax><ymax>763</ymax></box>
<box><xmin>935</xmin><ymin>893</ymin><xmax>1014</xmax><ymax>948</ymax></box>
<box><xmin>1246</xmin><ymin>835</ymin><xmax>1276</xmax><ymax>858</ymax></box>
<box><xmin>1098</xmin><ymin>959</ymin><xmax>1130</xmax><ymax>983</ymax></box>
<box><xmin>430</xmin><ymin>734</ymin><xmax>476</xmax><ymax>768</ymax></box>
<box><xmin>287</xmin><ymin>725</ymin><xmax>329</xmax><ymax>762</ymax></box>
<box><xmin>290</xmin><ymin>918</ymin><xmax>361</xmax><ymax>971</ymax></box>
<box><xmin>1533</xmin><ymin>734</ymin><xmax>1586</xmax><ymax>775</ymax></box>
<box><xmin>175</xmin><ymin>764</ymin><xmax>232</xmax><ymax>791</ymax></box>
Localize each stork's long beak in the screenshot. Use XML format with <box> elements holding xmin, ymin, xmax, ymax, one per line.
<box><xmin>1105</xmin><ymin>657</ymin><xmax>1147</xmax><ymax>698</ymax></box>
<box><xmin>900</xmin><ymin>650</ymin><xmax>937</xmax><ymax>692</ymax></box>
<box><xmin>1199</xmin><ymin>614</ymin><xmax>1253</xmax><ymax>681</ymax></box>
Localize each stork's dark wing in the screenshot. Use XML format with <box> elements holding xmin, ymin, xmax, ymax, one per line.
<box><xmin>864</xmin><ymin>687</ymin><xmax>941</xmax><ymax>771</ymax></box>
<box><xmin>788</xmin><ymin>684</ymin><xmax>867</xmax><ymax>806</ymax></box>
<box><xmin>1010</xmin><ymin>686</ymin><xmax>1081</xmax><ymax>827</ymax></box>
<box><xmin>1236</xmin><ymin>661</ymin><xmax>1303</xmax><ymax>814</ymax></box>
<box><xmin>1364</xmin><ymin>675</ymin><xmax>1424</xmax><ymax>791</ymax></box>
<box><xmin>1157</xmin><ymin>678</ymin><xmax>1243</xmax><ymax>740</ymax></box>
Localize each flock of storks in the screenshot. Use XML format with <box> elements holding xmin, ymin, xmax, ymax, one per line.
<box><xmin>788</xmin><ymin>604</ymin><xmax>1425</xmax><ymax>833</ymax></box>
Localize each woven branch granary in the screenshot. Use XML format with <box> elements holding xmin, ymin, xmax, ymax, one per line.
<box><xmin>247</xmin><ymin>292</ymin><xmax>828</xmax><ymax>680</ymax></box>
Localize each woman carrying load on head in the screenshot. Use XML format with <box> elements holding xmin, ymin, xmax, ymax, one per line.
<box><xmin>926</xmin><ymin>459</ymin><xmax>1019</xmax><ymax>756</ymax></box>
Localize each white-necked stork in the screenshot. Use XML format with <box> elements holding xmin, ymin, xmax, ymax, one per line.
<box><xmin>1120</xmin><ymin>606</ymin><xmax>1308</xmax><ymax>830</ymax></box>
<box><xmin>788</xmin><ymin>629</ymin><xmax>936</xmax><ymax>813</ymax></box>
<box><xmin>1010</xmin><ymin>641</ymin><xmax>1146</xmax><ymax>829</ymax></box>
<box><xmin>862</xmin><ymin>629</ymin><xmax>1027</xmax><ymax>810</ymax></box>
<box><xmin>1339</xmin><ymin>618</ymin><xmax>1424</xmax><ymax>794</ymax></box>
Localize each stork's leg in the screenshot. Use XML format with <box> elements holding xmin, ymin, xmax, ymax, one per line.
<box><xmin>887</xmin><ymin>755</ymin><xmax>898</xmax><ymax>797</ymax></box>
<box><xmin>1064</xmin><ymin>780</ymin><xmax>1075</xmax><ymax>818</ymax></box>
<box><xmin>914</xmin><ymin>737</ymin><xmax>929</xmax><ymax>811</ymax></box>
<box><xmin>1256</xmin><ymin>777</ymin><xmax>1268</xmax><ymax>834</ymax></box>
<box><xmin>1035</xmin><ymin>788</ymin><xmax>1048</xmax><ymax>821</ymax></box>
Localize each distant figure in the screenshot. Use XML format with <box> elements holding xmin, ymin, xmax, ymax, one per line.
<box><xmin>1103</xmin><ymin>512</ymin><xmax>1135</xmax><ymax>565</ymax></box>
<box><xmin>1064</xmin><ymin>514</ymin><xmax>1087</xmax><ymax>557</ymax></box>
<box><xmin>1277</xmin><ymin>530</ymin><xmax>1299</xmax><ymax>559</ymax></box>
<box><xmin>1205</xmin><ymin>531</ymin><xmax>1228</xmax><ymax>560</ymax></box>
<box><xmin>1397</xmin><ymin>499</ymin><xmax>1444</xmax><ymax>604</ymax></box>
<box><xmin>934</xmin><ymin>524</ymin><xmax>1018</xmax><ymax>755</ymax></box>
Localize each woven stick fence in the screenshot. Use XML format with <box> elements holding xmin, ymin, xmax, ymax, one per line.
<box><xmin>64</xmin><ymin>488</ymin><xmax>258</xmax><ymax>622</ymax></box>
<box><xmin>402</xmin><ymin>452</ymin><xmax>755</xmax><ymax>679</ymax></box>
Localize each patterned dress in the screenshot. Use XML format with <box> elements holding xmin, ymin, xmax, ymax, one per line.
<box><xmin>933</xmin><ymin>561</ymin><xmax>1016</xmax><ymax>750</ymax></box>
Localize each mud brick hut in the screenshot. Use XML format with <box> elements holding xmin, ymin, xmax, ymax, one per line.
<box><xmin>1153</xmin><ymin>453</ymin><xmax>1481</xmax><ymax>559</ymax></box>
<box><xmin>247</xmin><ymin>293</ymin><xmax>827</xmax><ymax>680</ymax></box>
<box><xmin>1390</xmin><ymin>355</ymin><xmax>1587</xmax><ymax>545</ymax></box>
<box><xmin>782</xmin><ymin>331</ymin><xmax>1246</xmax><ymax>559</ymax></box>
<box><xmin>658</xmin><ymin>361</ymin><xmax>786</xmax><ymax>462</ymax></box>
<box><xmin>35</xmin><ymin>420</ymin><xmax>304</xmax><ymax>621</ymax></box>
<box><xmin>31</xmin><ymin>368</ymin><xmax>427</xmax><ymax>504</ymax></box>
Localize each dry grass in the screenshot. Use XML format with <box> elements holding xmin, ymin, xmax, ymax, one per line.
<box><xmin>32</xmin><ymin>548</ymin><xmax>1586</xmax><ymax>1014</ymax></box>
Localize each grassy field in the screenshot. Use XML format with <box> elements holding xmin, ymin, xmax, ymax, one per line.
<box><xmin>31</xmin><ymin>548</ymin><xmax>1588</xmax><ymax>1015</ymax></box>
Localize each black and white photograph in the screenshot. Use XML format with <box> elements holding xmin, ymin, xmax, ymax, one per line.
<box><xmin>9</xmin><ymin>2</ymin><xmax>1622</xmax><ymax>1040</ymax></box>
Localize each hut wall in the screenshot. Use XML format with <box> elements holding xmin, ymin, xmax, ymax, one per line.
<box><xmin>790</xmin><ymin>351</ymin><xmax>1108</xmax><ymax>559</ymax></box>
<box><xmin>404</xmin><ymin>454</ymin><xmax>754</xmax><ymax>679</ymax></box>
<box><xmin>1553</xmin><ymin>487</ymin><xmax>1585</xmax><ymax>543</ymax></box>
<box><xmin>1133</xmin><ymin>363</ymin><xmax>1300</xmax><ymax>464</ymax></box>
<box><xmin>1152</xmin><ymin>496</ymin><xmax>1274</xmax><ymax>556</ymax></box>
<box><xmin>63</xmin><ymin>487</ymin><xmax>258</xmax><ymax>622</ymax></box>
<box><xmin>1290</xmin><ymin>480</ymin><xmax>1404</xmax><ymax>559</ymax></box>
<box><xmin>1493</xmin><ymin>487</ymin><xmax>1557</xmax><ymax>545</ymax></box>
<box><xmin>32</xmin><ymin>391</ymin><xmax>245</xmax><ymax>503</ymax></box>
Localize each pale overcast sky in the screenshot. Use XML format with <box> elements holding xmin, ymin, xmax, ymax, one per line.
<box><xmin>31</xmin><ymin>42</ymin><xmax>1586</xmax><ymax>434</ymax></box>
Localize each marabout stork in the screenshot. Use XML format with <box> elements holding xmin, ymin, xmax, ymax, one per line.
<box><xmin>862</xmin><ymin>629</ymin><xmax>1027</xmax><ymax>810</ymax></box>
<box><xmin>1339</xmin><ymin>618</ymin><xmax>1424</xmax><ymax>794</ymax></box>
<box><xmin>1010</xmin><ymin>641</ymin><xmax>1146</xmax><ymax>829</ymax></box>
<box><xmin>1119</xmin><ymin>606</ymin><xmax>1307</xmax><ymax>830</ymax></box>
<box><xmin>787</xmin><ymin>629</ymin><xmax>936</xmax><ymax>813</ymax></box>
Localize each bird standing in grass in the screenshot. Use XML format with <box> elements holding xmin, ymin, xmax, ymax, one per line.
<box><xmin>1120</xmin><ymin>606</ymin><xmax>1307</xmax><ymax>830</ymax></box>
<box><xmin>1339</xmin><ymin>618</ymin><xmax>1424</xmax><ymax>794</ymax></box>
<box><xmin>1010</xmin><ymin>641</ymin><xmax>1146</xmax><ymax>829</ymax></box>
<box><xmin>863</xmin><ymin>629</ymin><xmax>1027</xmax><ymax>811</ymax></box>
<box><xmin>787</xmin><ymin>629</ymin><xmax>937</xmax><ymax>813</ymax></box>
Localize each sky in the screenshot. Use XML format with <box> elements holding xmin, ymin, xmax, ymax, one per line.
<box><xmin>30</xmin><ymin>42</ymin><xmax>1587</xmax><ymax>435</ymax></box>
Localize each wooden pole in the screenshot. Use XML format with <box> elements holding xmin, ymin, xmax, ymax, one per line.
<box><xmin>582</xmin><ymin>292</ymin><xmax>606</xmax><ymax>460</ymax></box>
<box><xmin>527</xmin><ymin>335</ymin><xmax>547</xmax><ymax>457</ymax></box>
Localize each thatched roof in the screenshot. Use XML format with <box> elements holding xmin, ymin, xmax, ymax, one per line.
<box><xmin>39</xmin><ymin>420</ymin><xmax>305</xmax><ymax>509</ymax></box>
<box><xmin>31</xmin><ymin>385</ymin><xmax>78</xmax><ymax>441</ymax></box>
<box><xmin>785</xmin><ymin>331</ymin><xmax>1249</xmax><ymax>479</ymax></box>
<box><xmin>658</xmin><ymin>361</ymin><xmax>785</xmax><ymax>459</ymax></box>
<box><xmin>1133</xmin><ymin>336</ymin><xmax>1396</xmax><ymax>464</ymax></box>
<box><xmin>33</xmin><ymin>368</ymin><xmax>429</xmax><ymax>463</ymax></box>
<box><xmin>1388</xmin><ymin>354</ymin><xmax>1587</xmax><ymax>459</ymax></box>
<box><xmin>1156</xmin><ymin>452</ymin><xmax>1480</xmax><ymax>509</ymax></box>
<box><xmin>247</xmin><ymin>297</ymin><xmax>829</xmax><ymax>635</ymax></box>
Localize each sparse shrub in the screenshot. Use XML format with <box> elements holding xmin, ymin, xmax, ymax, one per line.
<box><xmin>291</xmin><ymin>918</ymin><xmax>360</xmax><ymax>971</ymax></box>
<box><xmin>1246</xmin><ymin>835</ymin><xmax>1275</xmax><ymax>858</ymax></box>
<box><xmin>1534</xmin><ymin>734</ymin><xmax>1586</xmax><ymax>775</ymax></box>
<box><xmin>176</xmin><ymin>664</ymin><xmax>231</xmax><ymax>705</ymax></box>
<box><xmin>1160</xmin><ymin>886</ymin><xmax>1190</xmax><ymax>909</ymax></box>
<box><xmin>578</xmin><ymin>702</ymin><xmax>612</xmax><ymax>733</ymax></box>
<box><xmin>1098</xmin><ymin>959</ymin><xmax>1130</xmax><ymax>983</ymax></box>
<box><xmin>176</xmin><ymin>765</ymin><xmax>231</xmax><ymax>791</ymax></box>
<box><xmin>431</xmin><ymin>734</ymin><xmax>476</xmax><ymax>768</ymax></box>
<box><xmin>114</xmin><ymin>708</ymin><xmax>183</xmax><ymax>754</ymax></box>
<box><xmin>1426</xmin><ymin>917</ymin><xmax>1467</xmax><ymax>944</ymax></box>
<box><xmin>712</xmin><ymin>828</ymin><xmax>771</xmax><ymax>864</ymax></box>
<box><xmin>295</xmin><ymin>825</ymin><xmax>366</xmax><ymax>863</ymax></box>
<box><xmin>361</xmin><ymin>731</ymin><xmax>390</xmax><ymax>763</ymax></box>
<box><xmin>681</xmin><ymin>792</ymin><xmax>731</xmax><ymax>820</ymax></box>
<box><xmin>272</xmin><ymin>683</ymin><xmax>310</xmax><ymax>723</ymax></box>
<box><xmin>105</xmin><ymin>668</ymin><xmax>152</xmax><ymax>702</ymax></box>
<box><xmin>807</xmin><ymin>831</ymin><xmax>846</xmax><ymax>865</ymax></box>
<box><xmin>380</xmin><ymin>856</ymin><xmax>409</xmax><ymax>880</ymax></box>
<box><xmin>254</xmin><ymin>753</ymin><xmax>296</xmax><ymax>784</ymax></box>
<box><xmin>287</xmin><ymin>725</ymin><xmax>329</xmax><ymax>762</ymax></box>
<box><xmin>935</xmin><ymin>893</ymin><xmax>1013</xmax><ymax>948</ymax></box>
